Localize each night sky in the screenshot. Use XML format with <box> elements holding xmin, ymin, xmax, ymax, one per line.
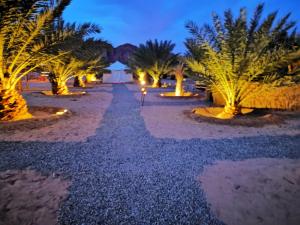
<box><xmin>63</xmin><ymin>0</ymin><xmax>300</xmax><ymax>53</ymax></box>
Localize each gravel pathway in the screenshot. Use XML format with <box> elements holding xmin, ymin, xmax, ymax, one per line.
<box><xmin>0</xmin><ymin>84</ymin><xmax>299</xmax><ymax>225</ymax></box>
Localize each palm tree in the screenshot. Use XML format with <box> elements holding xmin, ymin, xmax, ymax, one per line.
<box><xmin>186</xmin><ymin>4</ymin><xmax>300</xmax><ymax>119</ymax></box>
<box><xmin>172</xmin><ymin>62</ymin><xmax>186</xmax><ymax>96</ymax></box>
<box><xmin>74</xmin><ymin>38</ymin><xmax>111</xmax><ymax>86</ymax></box>
<box><xmin>131</xmin><ymin>40</ymin><xmax>178</xmax><ymax>87</ymax></box>
<box><xmin>75</xmin><ymin>57</ymin><xmax>108</xmax><ymax>87</ymax></box>
<box><xmin>0</xmin><ymin>0</ymin><xmax>71</xmax><ymax>121</ymax></box>
<box><xmin>46</xmin><ymin>57</ymin><xmax>83</xmax><ymax>94</ymax></box>
<box><xmin>127</xmin><ymin>60</ymin><xmax>147</xmax><ymax>85</ymax></box>
<box><xmin>44</xmin><ymin>20</ymin><xmax>105</xmax><ymax>94</ymax></box>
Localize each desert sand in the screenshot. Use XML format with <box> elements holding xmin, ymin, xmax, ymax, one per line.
<box><xmin>199</xmin><ymin>158</ymin><xmax>300</xmax><ymax>225</ymax></box>
<box><xmin>0</xmin><ymin>169</ymin><xmax>70</xmax><ymax>225</ymax></box>
<box><xmin>0</xmin><ymin>82</ymin><xmax>113</xmax><ymax>142</ymax></box>
<box><xmin>126</xmin><ymin>84</ymin><xmax>300</xmax><ymax>140</ymax></box>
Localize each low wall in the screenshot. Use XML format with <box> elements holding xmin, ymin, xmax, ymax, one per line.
<box><xmin>212</xmin><ymin>84</ymin><xmax>300</xmax><ymax>110</ymax></box>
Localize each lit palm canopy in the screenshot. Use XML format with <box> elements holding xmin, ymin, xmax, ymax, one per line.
<box><xmin>131</xmin><ymin>40</ymin><xmax>178</xmax><ymax>87</ymax></box>
<box><xmin>185</xmin><ymin>4</ymin><xmax>300</xmax><ymax>119</ymax></box>
<box><xmin>44</xmin><ymin>20</ymin><xmax>109</xmax><ymax>94</ymax></box>
<box><xmin>0</xmin><ymin>0</ymin><xmax>71</xmax><ymax>121</ymax></box>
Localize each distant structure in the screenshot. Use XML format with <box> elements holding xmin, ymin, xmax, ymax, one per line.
<box><xmin>102</xmin><ymin>61</ymin><xmax>133</xmax><ymax>83</ymax></box>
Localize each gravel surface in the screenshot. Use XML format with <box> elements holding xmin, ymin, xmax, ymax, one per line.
<box><xmin>0</xmin><ymin>84</ymin><xmax>299</xmax><ymax>225</ymax></box>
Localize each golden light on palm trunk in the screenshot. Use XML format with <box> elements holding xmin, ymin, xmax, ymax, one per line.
<box><xmin>137</xmin><ymin>70</ymin><xmax>146</xmax><ymax>84</ymax></box>
<box><xmin>74</xmin><ymin>75</ymin><xmax>86</xmax><ymax>88</ymax></box>
<box><xmin>173</xmin><ymin>64</ymin><xmax>185</xmax><ymax>96</ymax></box>
<box><xmin>86</xmin><ymin>74</ymin><xmax>97</xmax><ymax>83</ymax></box>
<box><xmin>152</xmin><ymin>77</ymin><xmax>160</xmax><ymax>88</ymax></box>
<box><xmin>47</xmin><ymin>58</ymin><xmax>84</xmax><ymax>95</ymax></box>
<box><xmin>0</xmin><ymin>89</ymin><xmax>31</xmax><ymax>121</ymax></box>
<box><xmin>50</xmin><ymin>79</ymin><xmax>69</xmax><ymax>95</ymax></box>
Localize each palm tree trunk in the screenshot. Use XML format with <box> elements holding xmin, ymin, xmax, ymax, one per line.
<box><xmin>0</xmin><ymin>89</ymin><xmax>31</xmax><ymax>121</ymax></box>
<box><xmin>217</xmin><ymin>103</ymin><xmax>241</xmax><ymax>119</ymax></box>
<box><xmin>74</xmin><ymin>76</ymin><xmax>85</xmax><ymax>88</ymax></box>
<box><xmin>86</xmin><ymin>74</ymin><xmax>97</xmax><ymax>83</ymax></box>
<box><xmin>152</xmin><ymin>78</ymin><xmax>160</xmax><ymax>88</ymax></box>
<box><xmin>51</xmin><ymin>81</ymin><xmax>69</xmax><ymax>95</ymax></box>
<box><xmin>175</xmin><ymin>80</ymin><xmax>183</xmax><ymax>96</ymax></box>
<box><xmin>48</xmin><ymin>73</ymin><xmax>69</xmax><ymax>95</ymax></box>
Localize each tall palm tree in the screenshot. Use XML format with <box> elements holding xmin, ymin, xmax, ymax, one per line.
<box><xmin>131</xmin><ymin>40</ymin><xmax>178</xmax><ymax>87</ymax></box>
<box><xmin>186</xmin><ymin>4</ymin><xmax>300</xmax><ymax>119</ymax></box>
<box><xmin>0</xmin><ymin>0</ymin><xmax>71</xmax><ymax>121</ymax></box>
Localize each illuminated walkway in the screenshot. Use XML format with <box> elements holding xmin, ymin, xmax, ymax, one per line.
<box><xmin>0</xmin><ymin>84</ymin><xmax>299</xmax><ymax>225</ymax></box>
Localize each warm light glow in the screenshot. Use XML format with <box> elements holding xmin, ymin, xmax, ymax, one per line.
<box><xmin>175</xmin><ymin>86</ymin><xmax>181</xmax><ymax>97</ymax></box>
<box><xmin>138</xmin><ymin>71</ymin><xmax>146</xmax><ymax>86</ymax></box>
<box><xmin>160</xmin><ymin>93</ymin><xmax>164</xmax><ymax>96</ymax></box>
<box><xmin>56</xmin><ymin>109</ymin><xmax>68</xmax><ymax>115</ymax></box>
<box><xmin>143</xmin><ymin>91</ymin><xmax>147</xmax><ymax>95</ymax></box>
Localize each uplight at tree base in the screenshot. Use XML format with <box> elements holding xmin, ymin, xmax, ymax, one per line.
<box><xmin>86</xmin><ymin>74</ymin><xmax>97</xmax><ymax>82</ymax></box>
<box><xmin>56</xmin><ymin>109</ymin><xmax>68</xmax><ymax>116</ymax></box>
<box><xmin>138</xmin><ymin>71</ymin><xmax>146</xmax><ymax>86</ymax></box>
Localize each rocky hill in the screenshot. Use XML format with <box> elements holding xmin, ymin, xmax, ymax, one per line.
<box><xmin>107</xmin><ymin>44</ymin><xmax>137</xmax><ymax>65</ymax></box>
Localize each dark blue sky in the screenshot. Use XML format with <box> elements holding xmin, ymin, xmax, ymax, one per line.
<box><xmin>63</xmin><ymin>0</ymin><xmax>300</xmax><ymax>53</ymax></box>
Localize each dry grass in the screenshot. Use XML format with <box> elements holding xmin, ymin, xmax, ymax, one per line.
<box><xmin>213</xmin><ymin>84</ymin><xmax>300</xmax><ymax>110</ymax></box>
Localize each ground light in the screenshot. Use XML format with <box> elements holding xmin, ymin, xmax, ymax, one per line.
<box><xmin>140</xmin><ymin>81</ymin><xmax>147</xmax><ymax>106</ymax></box>
<box><xmin>56</xmin><ymin>109</ymin><xmax>68</xmax><ymax>115</ymax></box>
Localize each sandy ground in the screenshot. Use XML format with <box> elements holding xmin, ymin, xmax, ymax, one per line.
<box><xmin>199</xmin><ymin>158</ymin><xmax>300</xmax><ymax>225</ymax></box>
<box><xmin>0</xmin><ymin>169</ymin><xmax>70</xmax><ymax>225</ymax></box>
<box><xmin>0</xmin><ymin>82</ymin><xmax>113</xmax><ymax>142</ymax></box>
<box><xmin>126</xmin><ymin>84</ymin><xmax>300</xmax><ymax>140</ymax></box>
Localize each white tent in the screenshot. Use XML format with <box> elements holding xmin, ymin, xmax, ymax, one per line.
<box><xmin>103</xmin><ymin>61</ymin><xmax>133</xmax><ymax>83</ymax></box>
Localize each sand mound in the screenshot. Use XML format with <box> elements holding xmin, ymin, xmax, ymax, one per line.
<box><xmin>199</xmin><ymin>158</ymin><xmax>300</xmax><ymax>225</ymax></box>
<box><xmin>0</xmin><ymin>170</ymin><xmax>70</xmax><ymax>225</ymax></box>
<box><xmin>41</xmin><ymin>90</ymin><xmax>87</xmax><ymax>97</ymax></box>
<box><xmin>190</xmin><ymin>107</ymin><xmax>285</xmax><ymax>127</ymax></box>
<box><xmin>0</xmin><ymin>106</ymin><xmax>71</xmax><ymax>132</ymax></box>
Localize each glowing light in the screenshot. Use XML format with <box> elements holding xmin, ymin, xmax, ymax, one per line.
<box><xmin>56</xmin><ymin>109</ymin><xmax>68</xmax><ymax>115</ymax></box>
<box><xmin>140</xmin><ymin>80</ymin><xmax>146</xmax><ymax>86</ymax></box>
